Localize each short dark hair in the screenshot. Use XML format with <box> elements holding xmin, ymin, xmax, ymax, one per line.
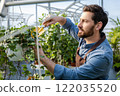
<box><xmin>83</xmin><ymin>4</ymin><xmax>108</xmax><ymax>33</ymax></box>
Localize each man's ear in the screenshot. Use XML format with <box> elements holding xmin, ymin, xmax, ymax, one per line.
<box><xmin>95</xmin><ymin>21</ymin><xmax>103</xmax><ymax>30</ymax></box>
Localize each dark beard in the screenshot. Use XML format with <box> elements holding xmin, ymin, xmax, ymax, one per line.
<box><xmin>78</xmin><ymin>25</ymin><xmax>94</xmax><ymax>38</ymax></box>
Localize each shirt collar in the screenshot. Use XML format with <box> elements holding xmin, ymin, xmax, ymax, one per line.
<box><xmin>82</xmin><ymin>39</ymin><xmax>96</xmax><ymax>48</ymax></box>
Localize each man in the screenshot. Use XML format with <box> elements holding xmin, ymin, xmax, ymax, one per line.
<box><xmin>35</xmin><ymin>4</ymin><xmax>113</xmax><ymax>80</ymax></box>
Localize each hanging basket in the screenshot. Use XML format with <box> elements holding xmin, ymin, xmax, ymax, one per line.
<box><xmin>7</xmin><ymin>44</ymin><xmax>24</xmax><ymax>61</ymax></box>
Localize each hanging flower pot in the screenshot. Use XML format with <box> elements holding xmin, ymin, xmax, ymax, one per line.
<box><xmin>6</xmin><ymin>44</ymin><xmax>24</xmax><ymax>61</ymax></box>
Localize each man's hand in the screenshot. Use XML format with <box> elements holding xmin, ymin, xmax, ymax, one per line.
<box><xmin>33</xmin><ymin>42</ymin><xmax>46</xmax><ymax>62</ymax></box>
<box><xmin>33</xmin><ymin>42</ymin><xmax>56</xmax><ymax>74</ymax></box>
<box><xmin>42</xmin><ymin>15</ymin><xmax>66</xmax><ymax>27</ymax></box>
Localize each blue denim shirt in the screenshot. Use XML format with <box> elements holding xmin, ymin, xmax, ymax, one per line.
<box><xmin>54</xmin><ymin>18</ymin><xmax>113</xmax><ymax>80</ymax></box>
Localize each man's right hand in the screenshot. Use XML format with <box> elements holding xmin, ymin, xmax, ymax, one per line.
<box><xmin>42</xmin><ymin>15</ymin><xmax>66</xmax><ymax>27</ymax></box>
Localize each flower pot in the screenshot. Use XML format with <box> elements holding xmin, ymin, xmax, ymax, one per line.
<box><xmin>7</xmin><ymin>44</ymin><xmax>24</xmax><ymax>61</ymax></box>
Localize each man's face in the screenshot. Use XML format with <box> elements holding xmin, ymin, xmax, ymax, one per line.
<box><xmin>77</xmin><ymin>12</ymin><xmax>96</xmax><ymax>38</ymax></box>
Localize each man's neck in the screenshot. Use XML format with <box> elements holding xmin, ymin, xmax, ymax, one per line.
<box><xmin>84</xmin><ymin>32</ymin><xmax>101</xmax><ymax>44</ymax></box>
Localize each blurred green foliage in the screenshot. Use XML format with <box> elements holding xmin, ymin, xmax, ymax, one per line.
<box><xmin>108</xmin><ymin>17</ymin><xmax>120</xmax><ymax>79</ymax></box>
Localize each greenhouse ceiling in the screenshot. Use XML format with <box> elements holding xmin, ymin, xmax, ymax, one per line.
<box><xmin>1</xmin><ymin>0</ymin><xmax>75</xmax><ymax>6</ymax></box>
<box><xmin>0</xmin><ymin>0</ymin><xmax>77</xmax><ymax>17</ymax></box>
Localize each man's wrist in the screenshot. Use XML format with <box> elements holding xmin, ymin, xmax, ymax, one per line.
<box><xmin>40</xmin><ymin>55</ymin><xmax>47</xmax><ymax>64</ymax></box>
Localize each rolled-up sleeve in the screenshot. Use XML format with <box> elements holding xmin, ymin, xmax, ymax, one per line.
<box><xmin>54</xmin><ymin>55</ymin><xmax>110</xmax><ymax>80</ymax></box>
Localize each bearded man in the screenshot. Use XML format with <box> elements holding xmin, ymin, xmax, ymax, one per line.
<box><xmin>34</xmin><ymin>4</ymin><xmax>113</xmax><ymax>80</ymax></box>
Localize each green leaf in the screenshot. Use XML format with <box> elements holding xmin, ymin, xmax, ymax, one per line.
<box><xmin>110</xmin><ymin>17</ymin><xmax>118</xmax><ymax>25</ymax></box>
<box><xmin>22</xmin><ymin>65</ymin><xmax>27</xmax><ymax>68</ymax></box>
<box><xmin>116</xmin><ymin>71</ymin><xmax>120</xmax><ymax>77</ymax></box>
<box><xmin>113</xmin><ymin>63</ymin><xmax>120</xmax><ymax>68</ymax></box>
<box><xmin>0</xmin><ymin>72</ymin><xmax>3</xmax><ymax>80</ymax></box>
<box><xmin>40</xmin><ymin>66</ymin><xmax>44</xmax><ymax>70</ymax></box>
<box><xmin>45</xmin><ymin>70</ymin><xmax>51</xmax><ymax>74</ymax></box>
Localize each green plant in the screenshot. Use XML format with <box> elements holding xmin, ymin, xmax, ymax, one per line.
<box><xmin>42</xmin><ymin>70</ymin><xmax>54</xmax><ymax>80</ymax></box>
<box><xmin>108</xmin><ymin>17</ymin><xmax>120</xmax><ymax>79</ymax></box>
<box><xmin>0</xmin><ymin>44</ymin><xmax>17</xmax><ymax>80</ymax></box>
<box><xmin>38</xmin><ymin>13</ymin><xmax>78</xmax><ymax>79</ymax></box>
<box><xmin>22</xmin><ymin>65</ymin><xmax>31</xmax><ymax>77</ymax></box>
<box><xmin>0</xmin><ymin>71</ymin><xmax>3</xmax><ymax>80</ymax></box>
<box><xmin>116</xmin><ymin>71</ymin><xmax>120</xmax><ymax>80</ymax></box>
<box><xmin>0</xmin><ymin>24</ymin><xmax>38</xmax><ymax>79</ymax></box>
<box><xmin>6</xmin><ymin>25</ymin><xmax>36</xmax><ymax>62</ymax></box>
<box><xmin>39</xmin><ymin>14</ymin><xmax>78</xmax><ymax>65</ymax></box>
<box><xmin>0</xmin><ymin>13</ymin><xmax>78</xmax><ymax>80</ymax></box>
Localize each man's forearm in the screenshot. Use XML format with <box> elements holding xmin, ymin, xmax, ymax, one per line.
<box><xmin>43</xmin><ymin>15</ymin><xmax>67</xmax><ymax>27</ymax></box>
<box><xmin>40</xmin><ymin>56</ymin><xmax>56</xmax><ymax>74</ymax></box>
<box><xmin>58</xmin><ymin>16</ymin><xmax>67</xmax><ymax>26</ymax></box>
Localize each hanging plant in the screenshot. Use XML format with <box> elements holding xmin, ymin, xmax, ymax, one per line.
<box><xmin>39</xmin><ymin>14</ymin><xmax>78</xmax><ymax>66</ymax></box>
<box><xmin>0</xmin><ymin>44</ymin><xmax>17</xmax><ymax>80</ymax></box>
<box><xmin>0</xmin><ymin>24</ymin><xmax>41</xmax><ymax>79</ymax></box>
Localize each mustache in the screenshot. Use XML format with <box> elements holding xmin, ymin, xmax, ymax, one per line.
<box><xmin>78</xmin><ymin>26</ymin><xmax>84</xmax><ymax>31</ymax></box>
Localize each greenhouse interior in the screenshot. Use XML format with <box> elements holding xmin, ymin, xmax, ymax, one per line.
<box><xmin>0</xmin><ymin>0</ymin><xmax>120</xmax><ymax>80</ymax></box>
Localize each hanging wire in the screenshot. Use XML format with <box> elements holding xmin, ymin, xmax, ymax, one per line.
<box><xmin>18</xmin><ymin>5</ymin><xmax>26</xmax><ymax>25</ymax></box>
<box><xmin>35</xmin><ymin>4</ymin><xmax>41</xmax><ymax>78</ymax></box>
<box><xmin>12</xmin><ymin>0</ymin><xmax>14</xmax><ymax>28</ymax></box>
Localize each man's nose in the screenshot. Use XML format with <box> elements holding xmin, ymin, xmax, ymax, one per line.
<box><xmin>77</xmin><ymin>22</ymin><xmax>82</xmax><ymax>28</ymax></box>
